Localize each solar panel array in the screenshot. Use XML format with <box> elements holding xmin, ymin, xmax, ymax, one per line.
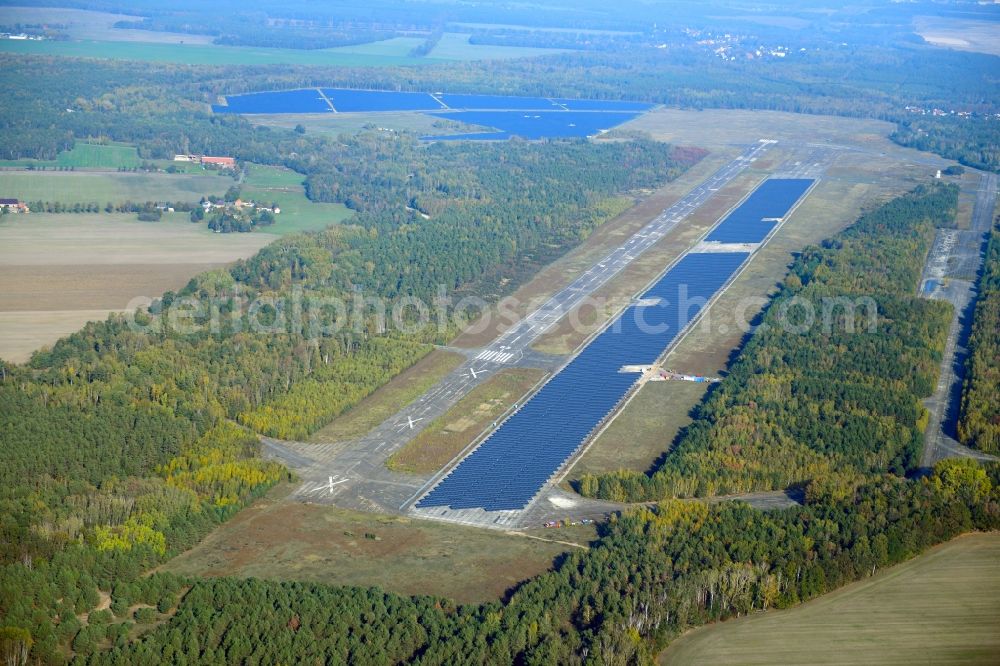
<box><xmin>416</xmin><ymin>252</ymin><xmax>749</xmax><ymax>512</ymax></box>
<box><xmin>416</xmin><ymin>177</ymin><xmax>815</xmax><ymax>513</ymax></box>
<box><xmin>706</xmin><ymin>179</ymin><xmax>813</xmax><ymax>243</ymax></box>
<box><xmin>217</xmin><ymin>88</ymin><xmax>332</xmax><ymax>115</ymax></box>
<box><xmin>322</xmin><ymin>89</ymin><xmax>443</xmax><ymax>112</ymax></box>
<box><xmin>212</xmin><ymin>89</ymin><xmax>655</xmax><ymax>140</ymax></box>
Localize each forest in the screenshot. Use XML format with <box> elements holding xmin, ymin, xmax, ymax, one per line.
<box><xmin>892</xmin><ymin>116</ymin><xmax>1000</xmax><ymax>173</ymax></box>
<box><xmin>0</xmin><ymin>119</ymin><xmax>693</xmax><ymax>661</ymax></box>
<box><xmin>50</xmin><ymin>182</ymin><xmax>992</xmax><ymax>666</ymax></box>
<box><xmin>578</xmin><ymin>182</ymin><xmax>958</xmax><ymax>501</ymax></box>
<box><xmin>4</xmin><ymin>170</ymin><xmax>992</xmax><ymax>664</ymax></box>
<box><xmin>74</xmin><ymin>462</ymin><xmax>1000</xmax><ymax>665</ymax></box>
<box><xmin>1</xmin><ymin>5</ymin><xmax>998</xmax><ymax>659</ymax></box>
<box><xmin>958</xmin><ymin>222</ymin><xmax>1000</xmax><ymax>453</ymax></box>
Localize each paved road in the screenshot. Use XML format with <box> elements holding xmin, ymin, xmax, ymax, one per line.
<box><xmin>919</xmin><ymin>171</ymin><xmax>998</xmax><ymax>469</ymax></box>
<box><xmin>261</xmin><ymin>140</ymin><xmax>780</xmax><ymax>514</ymax></box>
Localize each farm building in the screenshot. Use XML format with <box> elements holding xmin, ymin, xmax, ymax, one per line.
<box><xmin>202</xmin><ymin>156</ymin><xmax>237</xmax><ymax>169</ymax></box>
<box><xmin>173</xmin><ymin>154</ymin><xmax>238</xmax><ymax>170</ymax></box>
<box><xmin>0</xmin><ymin>198</ymin><xmax>29</xmax><ymax>213</ymax></box>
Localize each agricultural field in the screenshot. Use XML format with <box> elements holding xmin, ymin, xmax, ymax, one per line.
<box><xmin>240</xmin><ymin>164</ymin><xmax>353</xmax><ymax>234</ymax></box>
<box><xmin>660</xmin><ymin>532</ymin><xmax>1000</xmax><ymax>665</ymax></box>
<box><xmin>0</xmin><ymin>213</ymin><xmax>273</xmax><ymax>362</ymax></box>
<box><xmin>913</xmin><ymin>16</ymin><xmax>1000</xmax><ymax>57</ymax></box>
<box><xmin>0</xmin><ymin>6</ymin><xmax>214</xmax><ymax>44</ymax></box>
<box><xmin>0</xmin><ymin>170</ymin><xmax>232</xmax><ymax>205</ymax></box>
<box><xmin>387</xmin><ymin>367</ymin><xmax>547</xmax><ymax>474</ymax></box>
<box><xmin>0</xmin><ymin>37</ymin><xmax>440</xmax><ymax>66</ymax></box>
<box><xmin>162</xmin><ymin>483</ymin><xmax>572</xmax><ymax>604</ymax></box>
<box><xmin>0</xmin><ymin>24</ymin><xmax>564</xmax><ymax>66</ymax></box>
<box><xmin>309</xmin><ymin>350</ymin><xmax>465</xmax><ymax>445</ymax></box>
<box><xmin>427</xmin><ymin>32</ymin><xmax>567</xmax><ymax>60</ymax></box>
<box><xmin>0</xmin><ymin>142</ymin><xmax>141</xmax><ymax>169</ymax></box>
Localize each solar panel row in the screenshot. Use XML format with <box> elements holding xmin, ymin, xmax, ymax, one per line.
<box><xmin>213</xmin><ymin>88</ymin><xmax>654</xmax><ymax>115</ymax></box>
<box><xmin>706</xmin><ymin>178</ymin><xmax>814</xmax><ymax>243</ymax></box>
<box><xmin>213</xmin><ymin>88</ymin><xmax>332</xmax><ymax>115</ymax></box>
<box><xmin>425</xmin><ymin>111</ymin><xmax>642</xmax><ymax>141</ymax></box>
<box><xmin>417</xmin><ymin>252</ymin><xmax>750</xmax><ymax>512</ymax></box>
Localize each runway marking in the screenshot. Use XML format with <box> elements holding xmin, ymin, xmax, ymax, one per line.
<box><xmin>475</xmin><ymin>350</ymin><xmax>514</xmax><ymax>363</ymax></box>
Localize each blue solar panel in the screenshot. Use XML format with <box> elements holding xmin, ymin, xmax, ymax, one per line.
<box><xmin>212</xmin><ymin>89</ymin><xmax>331</xmax><ymax>115</ymax></box>
<box><xmin>425</xmin><ymin>111</ymin><xmax>641</xmax><ymax>141</ymax></box>
<box><xmin>417</xmin><ymin>252</ymin><xmax>750</xmax><ymax>512</ymax></box>
<box><xmin>437</xmin><ymin>94</ymin><xmax>560</xmax><ymax>110</ymax></box>
<box><xmin>321</xmin><ymin>89</ymin><xmax>443</xmax><ymax>112</ymax></box>
<box><xmin>552</xmin><ymin>98</ymin><xmax>655</xmax><ymax>112</ymax></box>
<box><xmin>706</xmin><ymin>179</ymin><xmax>813</xmax><ymax>243</ymax></box>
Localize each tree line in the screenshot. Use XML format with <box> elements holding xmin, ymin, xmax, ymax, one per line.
<box><xmin>958</xmin><ymin>221</ymin><xmax>1000</xmax><ymax>453</ymax></box>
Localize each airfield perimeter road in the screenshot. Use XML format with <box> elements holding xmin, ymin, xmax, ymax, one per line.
<box><xmin>919</xmin><ymin>171</ymin><xmax>998</xmax><ymax>469</ymax></box>
<box><xmin>261</xmin><ymin>139</ymin><xmax>779</xmax><ymax>514</ymax></box>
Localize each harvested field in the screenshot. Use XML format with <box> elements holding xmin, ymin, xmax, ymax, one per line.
<box><xmin>0</xmin><ymin>213</ymin><xmax>273</xmax><ymax>362</ymax></box>
<box><xmin>660</xmin><ymin>532</ymin><xmax>1000</xmax><ymax>665</ymax></box>
<box><xmin>0</xmin><ymin>170</ymin><xmax>231</xmax><ymax>205</ymax></box>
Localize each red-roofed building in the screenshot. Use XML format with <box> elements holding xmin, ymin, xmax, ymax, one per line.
<box><xmin>201</xmin><ymin>156</ymin><xmax>237</xmax><ymax>169</ymax></box>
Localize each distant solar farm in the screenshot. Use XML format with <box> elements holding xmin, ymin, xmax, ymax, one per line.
<box><xmin>213</xmin><ymin>88</ymin><xmax>655</xmax><ymax>140</ymax></box>
<box><xmin>415</xmin><ymin>178</ymin><xmax>814</xmax><ymax>517</ymax></box>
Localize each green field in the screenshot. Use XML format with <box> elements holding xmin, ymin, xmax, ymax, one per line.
<box><xmin>0</xmin><ymin>161</ymin><xmax>350</xmax><ymax>234</ymax></box>
<box><xmin>251</xmin><ymin>112</ymin><xmax>493</xmax><ymax>138</ymax></box>
<box><xmin>0</xmin><ymin>142</ymin><xmax>141</xmax><ymax>169</ymax></box>
<box><xmin>240</xmin><ymin>164</ymin><xmax>353</xmax><ymax>234</ymax></box>
<box><xmin>0</xmin><ymin>32</ymin><xmax>563</xmax><ymax>66</ymax></box>
<box><xmin>0</xmin><ymin>170</ymin><xmax>232</xmax><ymax>205</ymax></box>
<box><xmin>660</xmin><ymin>532</ymin><xmax>1000</xmax><ymax>665</ymax></box>
<box><xmin>0</xmin><ymin>7</ymin><xmax>215</xmax><ymax>44</ymax></box>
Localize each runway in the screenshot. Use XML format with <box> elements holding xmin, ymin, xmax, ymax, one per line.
<box><xmin>260</xmin><ymin>139</ymin><xmax>790</xmax><ymax>521</ymax></box>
